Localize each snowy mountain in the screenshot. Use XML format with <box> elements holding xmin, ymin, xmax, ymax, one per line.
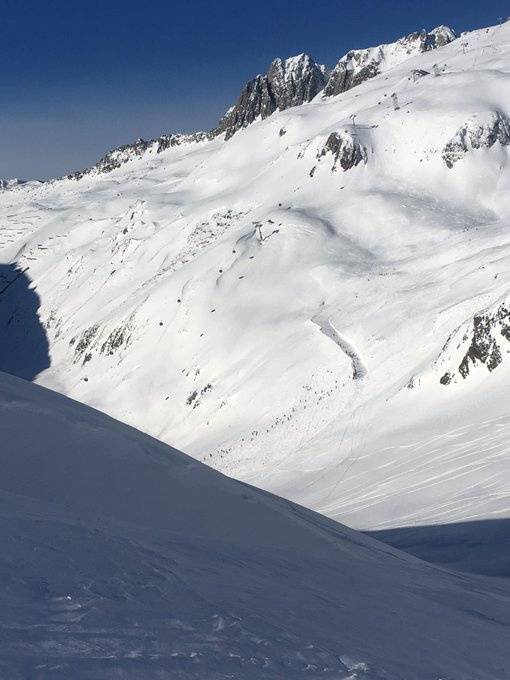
<box><xmin>214</xmin><ymin>53</ymin><xmax>329</xmax><ymax>139</ymax></box>
<box><xmin>214</xmin><ymin>25</ymin><xmax>456</xmax><ymax>139</ymax></box>
<box><xmin>323</xmin><ymin>25</ymin><xmax>456</xmax><ymax>97</ymax></box>
<box><xmin>1</xmin><ymin>370</ymin><xmax>510</xmax><ymax>679</ymax></box>
<box><xmin>1</xmin><ymin>20</ymin><xmax>510</xmax><ymax>541</ymax></box>
<box><xmin>0</xmin><ymin>178</ymin><xmax>31</xmax><ymax>189</ymax></box>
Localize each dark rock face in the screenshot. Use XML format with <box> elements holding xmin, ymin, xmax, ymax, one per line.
<box><xmin>458</xmin><ymin>308</ymin><xmax>510</xmax><ymax>378</ymax></box>
<box><xmin>442</xmin><ymin>111</ymin><xmax>510</xmax><ymax>168</ymax></box>
<box><xmin>323</xmin><ymin>26</ymin><xmax>456</xmax><ymax>99</ymax></box>
<box><xmin>317</xmin><ymin>131</ymin><xmax>367</xmax><ymax>172</ymax></box>
<box><xmin>323</xmin><ymin>60</ymin><xmax>379</xmax><ymax>98</ymax></box>
<box><xmin>214</xmin><ymin>54</ymin><xmax>328</xmax><ymax>140</ymax></box>
<box><xmin>68</xmin><ymin>132</ymin><xmax>208</xmax><ymax>180</ymax></box>
<box><xmin>439</xmin><ymin>303</ymin><xmax>510</xmax><ymax>384</ymax></box>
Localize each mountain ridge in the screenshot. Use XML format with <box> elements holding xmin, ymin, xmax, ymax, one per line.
<box><xmin>8</xmin><ymin>22</ymin><xmax>457</xmax><ymax>183</ymax></box>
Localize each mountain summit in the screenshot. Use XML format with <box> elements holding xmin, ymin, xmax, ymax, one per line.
<box><xmin>214</xmin><ymin>53</ymin><xmax>329</xmax><ymax>139</ymax></box>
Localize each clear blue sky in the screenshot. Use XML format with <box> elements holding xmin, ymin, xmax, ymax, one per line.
<box><xmin>1</xmin><ymin>0</ymin><xmax>508</xmax><ymax>180</ymax></box>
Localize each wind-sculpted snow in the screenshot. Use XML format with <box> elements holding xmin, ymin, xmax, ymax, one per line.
<box><xmin>1</xmin><ymin>21</ymin><xmax>510</xmax><ymax>539</ymax></box>
<box><xmin>1</xmin><ymin>372</ymin><xmax>510</xmax><ymax>679</ymax></box>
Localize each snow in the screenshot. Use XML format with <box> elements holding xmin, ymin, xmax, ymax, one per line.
<box><xmin>1</xmin><ymin>21</ymin><xmax>510</xmax><ymax>541</ymax></box>
<box><xmin>280</xmin><ymin>53</ymin><xmax>318</xmax><ymax>80</ymax></box>
<box><xmin>1</xmin><ymin>370</ymin><xmax>510</xmax><ymax>679</ymax></box>
<box><xmin>334</xmin><ymin>24</ymin><xmax>456</xmax><ymax>76</ymax></box>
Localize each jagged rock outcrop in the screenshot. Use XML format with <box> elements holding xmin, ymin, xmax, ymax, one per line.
<box><xmin>214</xmin><ymin>54</ymin><xmax>328</xmax><ymax>140</ymax></box>
<box><xmin>316</xmin><ymin>131</ymin><xmax>367</xmax><ymax>172</ymax></box>
<box><xmin>323</xmin><ymin>58</ymin><xmax>378</xmax><ymax>98</ymax></box>
<box><xmin>323</xmin><ymin>26</ymin><xmax>456</xmax><ymax>98</ymax></box>
<box><xmin>68</xmin><ymin>132</ymin><xmax>208</xmax><ymax>180</ymax></box>
<box><xmin>458</xmin><ymin>308</ymin><xmax>510</xmax><ymax>377</ymax></box>
<box><xmin>438</xmin><ymin>302</ymin><xmax>510</xmax><ymax>385</ymax></box>
<box><xmin>427</xmin><ymin>25</ymin><xmax>458</xmax><ymax>48</ymax></box>
<box><xmin>442</xmin><ymin>111</ymin><xmax>510</xmax><ymax>168</ymax></box>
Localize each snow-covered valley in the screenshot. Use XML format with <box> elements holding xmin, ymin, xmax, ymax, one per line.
<box><xmin>2</xmin><ymin>21</ymin><xmax>510</xmax><ymax>536</ymax></box>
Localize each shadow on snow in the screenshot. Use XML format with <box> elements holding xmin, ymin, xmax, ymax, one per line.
<box><xmin>367</xmin><ymin>518</ymin><xmax>510</xmax><ymax>578</ymax></box>
<box><xmin>0</xmin><ymin>264</ymin><xmax>50</xmax><ymax>380</ymax></box>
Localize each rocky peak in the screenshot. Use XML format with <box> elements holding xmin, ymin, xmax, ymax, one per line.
<box><xmin>213</xmin><ymin>53</ymin><xmax>328</xmax><ymax>140</ymax></box>
<box><xmin>323</xmin><ymin>25</ymin><xmax>457</xmax><ymax>98</ymax></box>
<box><xmin>428</xmin><ymin>25</ymin><xmax>457</xmax><ymax>48</ymax></box>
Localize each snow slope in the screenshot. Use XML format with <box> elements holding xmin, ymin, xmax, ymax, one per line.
<box><xmin>1</xmin><ymin>21</ymin><xmax>510</xmax><ymax>534</ymax></box>
<box><xmin>1</xmin><ymin>370</ymin><xmax>510</xmax><ymax>679</ymax></box>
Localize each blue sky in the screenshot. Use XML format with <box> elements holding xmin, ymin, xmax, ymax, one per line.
<box><xmin>1</xmin><ymin>0</ymin><xmax>508</xmax><ymax>180</ymax></box>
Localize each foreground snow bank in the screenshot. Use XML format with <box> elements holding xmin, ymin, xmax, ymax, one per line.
<box><xmin>0</xmin><ymin>372</ymin><xmax>509</xmax><ymax>679</ymax></box>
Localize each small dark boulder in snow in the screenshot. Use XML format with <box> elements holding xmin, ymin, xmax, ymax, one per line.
<box><xmin>440</xmin><ymin>372</ymin><xmax>453</xmax><ymax>385</ymax></box>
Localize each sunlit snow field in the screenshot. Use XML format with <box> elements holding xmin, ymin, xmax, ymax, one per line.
<box><xmin>1</xmin><ymin>22</ymin><xmax>510</xmax><ymax>533</ymax></box>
